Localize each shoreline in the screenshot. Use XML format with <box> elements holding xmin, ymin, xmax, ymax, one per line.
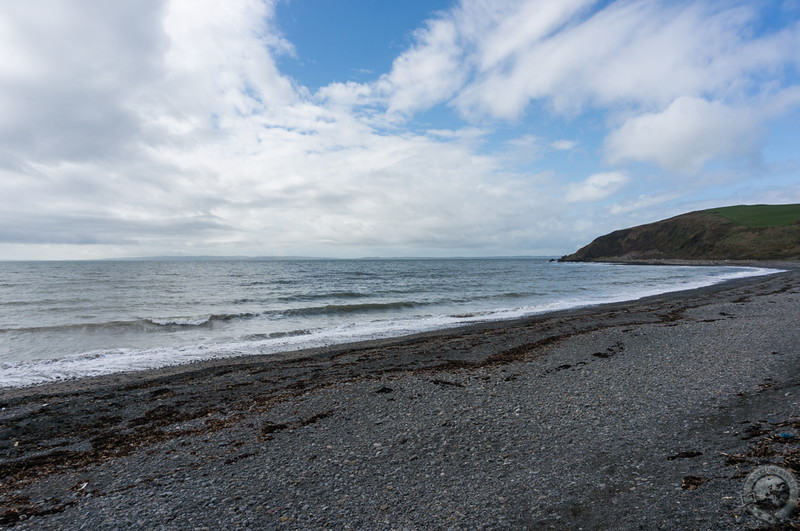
<box><xmin>2</xmin><ymin>267</ymin><xmax>799</xmax><ymax>528</ymax></box>
<box><xmin>559</xmin><ymin>258</ymin><xmax>800</xmax><ymax>268</ymax></box>
<box><xmin>0</xmin><ymin>261</ymin><xmax>791</xmax><ymax>395</ymax></box>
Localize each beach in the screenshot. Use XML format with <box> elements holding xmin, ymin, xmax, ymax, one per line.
<box><xmin>1</xmin><ymin>266</ymin><xmax>799</xmax><ymax>529</ymax></box>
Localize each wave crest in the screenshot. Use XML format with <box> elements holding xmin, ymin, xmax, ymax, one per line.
<box><xmin>286</xmin><ymin>301</ymin><xmax>425</xmax><ymax>316</ymax></box>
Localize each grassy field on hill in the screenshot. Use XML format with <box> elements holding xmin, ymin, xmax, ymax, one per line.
<box><xmin>560</xmin><ymin>204</ymin><xmax>800</xmax><ymax>262</ymax></box>
<box><xmin>709</xmin><ymin>204</ymin><xmax>800</xmax><ymax>227</ymax></box>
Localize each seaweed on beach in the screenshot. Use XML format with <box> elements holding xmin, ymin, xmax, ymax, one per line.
<box><xmin>724</xmin><ymin>419</ymin><xmax>800</xmax><ymax>472</ymax></box>
<box><xmin>723</xmin><ymin>417</ymin><xmax>800</xmax><ymax>527</ymax></box>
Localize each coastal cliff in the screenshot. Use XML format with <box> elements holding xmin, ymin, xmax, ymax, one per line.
<box><xmin>559</xmin><ymin>204</ymin><xmax>800</xmax><ymax>262</ymax></box>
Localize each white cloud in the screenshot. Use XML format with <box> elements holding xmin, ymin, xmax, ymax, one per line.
<box><xmin>425</xmin><ymin>127</ymin><xmax>486</xmax><ymax>140</ymax></box>
<box><xmin>497</xmin><ymin>134</ymin><xmax>577</xmax><ymax>165</ymax></box>
<box><xmin>566</xmin><ymin>172</ymin><xmax>628</xmax><ymax>202</ymax></box>
<box><xmin>550</xmin><ymin>140</ymin><xmax>576</xmax><ymax>151</ymax></box>
<box><xmin>378</xmin><ymin>16</ymin><xmax>466</xmax><ymax>117</ymax></box>
<box><xmin>0</xmin><ymin>0</ymin><xmax>798</xmax><ymax>259</ymax></box>
<box><xmin>371</xmin><ymin>0</ymin><xmax>597</xmax><ymax>120</ymax></box>
<box><xmin>0</xmin><ymin>1</ymin><xmax>167</xmax><ymax>165</ymax></box>
<box><xmin>0</xmin><ymin>0</ymin><xmax>572</xmax><ymax>258</ymax></box>
<box><xmin>453</xmin><ymin>1</ymin><xmax>800</xmax><ymax>118</ymax></box>
<box><xmin>604</xmin><ymin>97</ymin><xmax>759</xmax><ymax>173</ymax></box>
<box><xmin>156</xmin><ymin>0</ymin><xmax>297</xmax><ymax>127</ymax></box>
<box><xmin>316</xmin><ymin>81</ymin><xmax>374</xmax><ymax>110</ymax></box>
<box><xmin>365</xmin><ymin>0</ymin><xmax>800</xmax><ymax>196</ymax></box>
<box><xmin>473</xmin><ymin>0</ymin><xmax>595</xmax><ymax>70</ymax></box>
<box><xmin>503</xmin><ymin>134</ymin><xmax>545</xmax><ymax>161</ymax></box>
<box><xmin>609</xmin><ymin>193</ymin><xmax>685</xmax><ymax>216</ymax></box>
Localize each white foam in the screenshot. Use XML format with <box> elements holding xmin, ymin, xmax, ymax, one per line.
<box><xmin>148</xmin><ymin>316</ymin><xmax>212</xmax><ymax>326</ymax></box>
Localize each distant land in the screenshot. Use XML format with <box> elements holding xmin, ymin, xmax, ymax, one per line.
<box><xmin>105</xmin><ymin>255</ymin><xmax>329</xmax><ymax>261</ymax></box>
<box><xmin>559</xmin><ymin>204</ymin><xmax>800</xmax><ymax>262</ymax></box>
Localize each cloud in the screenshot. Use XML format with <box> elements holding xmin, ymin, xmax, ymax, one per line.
<box><xmin>0</xmin><ymin>0</ymin><xmax>798</xmax><ymax>259</ymax></box>
<box><xmin>378</xmin><ymin>15</ymin><xmax>467</xmax><ymax>117</ymax></box>
<box><xmin>0</xmin><ymin>0</ymin><xmax>565</xmax><ymax>258</ymax></box>
<box><xmin>366</xmin><ymin>0</ymin><xmax>800</xmax><ymax>193</ymax></box>
<box><xmin>472</xmin><ymin>0</ymin><xmax>595</xmax><ymax>71</ymax></box>
<box><xmin>565</xmin><ymin>172</ymin><xmax>628</xmax><ymax>202</ymax></box>
<box><xmin>316</xmin><ymin>81</ymin><xmax>374</xmax><ymax>110</ymax></box>
<box><xmin>452</xmin><ymin>1</ymin><xmax>800</xmax><ymax>118</ymax></box>
<box><xmin>0</xmin><ymin>1</ymin><xmax>167</xmax><ymax>165</ymax></box>
<box><xmin>550</xmin><ymin>140</ymin><xmax>577</xmax><ymax>151</ymax></box>
<box><xmin>497</xmin><ymin>134</ymin><xmax>578</xmax><ymax>165</ymax></box>
<box><xmin>609</xmin><ymin>192</ymin><xmax>685</xmax><ymax>216</ymax></box>
<box><xmin>0</xmin><ymin>0</ymin><xmax>305</xmax><ymax>249</ymax></box>
<box><xmin>154</xmin><ymin>0</ymin><xmax>298</xmax><ymax>132</ymax></box>
<box><xmin>605</xmin><ymin>97</ymin><xmax>760</xmax><ymax>173</ymax></box>
<box><xmin>372</xmin><ymin>0</ymin><xmax>598</xmax><ymax>120</ymax></box>
<box><xmin>453</xmin><ymin>0</ymin><xmax>596</xmax><ymax>118</ymax></box>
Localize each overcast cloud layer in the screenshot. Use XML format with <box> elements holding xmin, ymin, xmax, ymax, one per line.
<box><xmin>1</xmin><ymin>0</ymin><xmax>799</xmax><ymax>259</ymax></box>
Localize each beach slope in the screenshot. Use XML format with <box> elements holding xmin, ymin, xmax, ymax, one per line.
<box><xmin>1</xmin><ymin>269</ymin><xmax>799</xmax><ymax>529</ymax></box>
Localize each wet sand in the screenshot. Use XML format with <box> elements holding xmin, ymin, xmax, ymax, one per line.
<box><xmin>1</xmin><ymin>265</ymin><xmax>799</xmax><ymax>529</ymax></box>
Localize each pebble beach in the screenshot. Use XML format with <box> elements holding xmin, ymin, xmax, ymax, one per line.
<box><xmin>2</xmin><ymin>266</ymin><xmax>799</xmax><ymax>529</ymax></box>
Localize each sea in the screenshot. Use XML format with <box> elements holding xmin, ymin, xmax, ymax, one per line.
<box><xmin>0</xmin><ymin>258</ymin><xmax>780</xmax><ymax>388</ymax></box>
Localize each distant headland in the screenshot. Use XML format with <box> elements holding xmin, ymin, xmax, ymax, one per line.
<box><xmin>559</xmin><ymin>204</ymin><xmax>800</xmax><ymax>262</ymax></box>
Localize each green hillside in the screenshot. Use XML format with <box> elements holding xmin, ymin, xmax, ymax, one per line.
<box><xmin>559</xmin><ymin>204</ymin><xmax>800</xmax><ymax>262</ymax></box>
<box><xmin>709</xmin><ymin>204</ymin><xmax>800</xmax><ymax>227</ymax></box>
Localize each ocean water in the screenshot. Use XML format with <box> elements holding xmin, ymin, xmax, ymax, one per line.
<box><xmin>0</xmin><ymin>258</ymin><xmax>779</xmax><ymax>387</ymax></box>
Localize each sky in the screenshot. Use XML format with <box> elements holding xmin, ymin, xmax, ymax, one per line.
<box><xmin>1</xmin><ymin>0</ymin><xmax>799</xmax><ymax>260</ymax></box>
